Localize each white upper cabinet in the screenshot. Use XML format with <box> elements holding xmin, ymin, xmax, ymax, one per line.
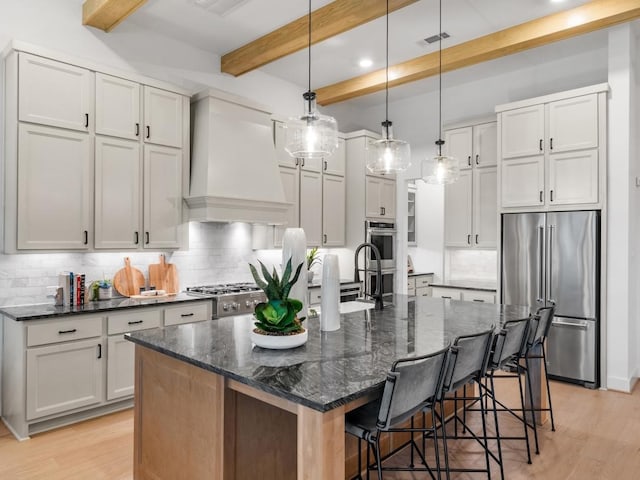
<box><xmin>498</xmin><ymin>86</ymin><xmax>606</xmax><ymax>211</ymax></box>
<box><xmin>95</xmin><ymin>73</ymin><xmax>141</xmax><ymax>140</ymax></box>
<box><xmin>501</xmin><ymin>105</ymin><xmax>545</xmax><ymax>159</ymax></box>
<box><xmin>322</xmin><ymin>174</ymin><xmax>345</xmax><ymax>246</ymax></box>
<box><xmin>273</xmin><ymin>120</ymin><xmax>298</xmax><ymax>168</ymax></box>
<box><xmin>94</xmin><ymin>137</ymin><xmax>141</xmax><ymax>249</ymax></box>
<box><xmin>299</xmin><ymin>170</ymin><xmax>323</xmax><ymax>247</ymax></box>
<box><xmin>143</xmin><ymin>144</ymin><xmax>182</xmax><ymax>249</ymax></box>
<box><xmin>323</xmin><ymin>137</ymin><xmax>346</xmax><ymax>176</ymax></box>
<box><xmin>274</xmin><ymin>166</ymin><xmax>300</xmax><ymax>247</ymax></box>
<box><xmin>18</xmin><ymin>123</ymin><xmax>91</xmax><ymax>250</ymax></box>
<box><xmin>365</xmin><ymin>176</ymin><xmax>396</xmax><ymax>220</ymax></box>
<box><xmin>443</xmin><ymin>120</ymin><xmax>498</xmax><ymax>248</ymax></box>
<box><xmin>19</xmin><ymin>53</ymin><xmax>93</xmax><ymax>132</ymax></box>
<box><xmin>143</xmin><ymin>86</ymin><xmax>183</xmax><ymax>148</ymax></box>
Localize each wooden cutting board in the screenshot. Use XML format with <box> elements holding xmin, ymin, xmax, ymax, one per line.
<box><xmin>148</xmin><ymin>254</ymin><xmax>179</xmax><ymax>294</ymax></box>
<box><xmin>113</xmin><ymin>257</ymin><xmax>145</xmax><ymax>297</ymax></box>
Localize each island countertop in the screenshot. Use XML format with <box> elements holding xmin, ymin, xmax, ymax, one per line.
<box><xmin>126</xmin><ymin>295</ymin><xmax>530</xmax><ymax>412</ymax></box>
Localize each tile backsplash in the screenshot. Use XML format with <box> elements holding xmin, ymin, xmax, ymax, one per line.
<box><xmin>445</xmin><ymin>249</ymin><xmax>498</xmax><ymax>286</ymax></box>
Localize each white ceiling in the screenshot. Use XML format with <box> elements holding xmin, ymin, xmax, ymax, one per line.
<box><xmin>128</xmin><ymin>0</ymin><xmax>592</xmax><ymax>105</ymax></box>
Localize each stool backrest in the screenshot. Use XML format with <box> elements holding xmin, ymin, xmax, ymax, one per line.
<box><xmin>376</xmin><ymin>346</ymin><xmax>450</xmax><ymax>430</ymax></box>
<box><xmin>444</xmin><ymin>328</ymin><xmax>494</xmax><ymax>393</ymax></box>
<box><xmin>491</xmin><ymin>317</ymin><xmax>530</xmax><ymax>368</ymax></box>
<box><xmin>528</xmin><ymin>306</ymin><xmax>555</xmax><ymax>347</ymax></box>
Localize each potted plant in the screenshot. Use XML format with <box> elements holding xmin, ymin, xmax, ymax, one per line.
<box><xmin>91</xmin><ymin>279</ymin><xmax>113</xmax><ymax>301</ymax></box>
<box><xmin>248</xmin><ymin>258</ymin><xmax>307</xmax><ymax>349</ymax></box>
<box><xmin>306</xmin><ymin>247</ymin><xmax>322</xmax><ymax>283</ymax></box>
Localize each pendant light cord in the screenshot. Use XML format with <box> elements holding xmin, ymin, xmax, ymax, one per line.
<box><xmin>385</xmin><ymin>0</ymin><xmax>389</xmax><ymax>125</ymax></box>
<box><xmin>308</xmin><ymin>0</ymin><xmax>312</xmax><ymax>96</ymax></box>
<box><xmin>437</xmin><ymin>0</ymin><xmax>443</xmax><ymax>156</ymax></box>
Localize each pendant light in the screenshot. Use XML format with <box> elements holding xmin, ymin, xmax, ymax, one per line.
<box><xmin>366</xmin><ymin>0</ymin><xmax>411</xmax><ymax>175</ymax></box>
<box><xmin>421</xmin><ymin>0</ymin><xmax>459</xmax><ymax>185</ymax></box>
<box><xmin>285</xmin><ymin>0</ymin><xmax>339</xmax><ymax>159</ymax></box>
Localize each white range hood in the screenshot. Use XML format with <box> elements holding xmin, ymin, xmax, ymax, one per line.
<box><xmin>186</xmin><ymin>89</ymin><xmax>290</xmax><ymax>224</ymax></box>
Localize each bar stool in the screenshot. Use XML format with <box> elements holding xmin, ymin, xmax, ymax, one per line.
<box><xmin>438</xmin><ymin>328</ymin><xmax>495</xmax><ymax>479</ymax></box>
<box><xmin>345</xmin><ymin>345</ymin><xmax>451</xmax><ymax>479</ymax></box>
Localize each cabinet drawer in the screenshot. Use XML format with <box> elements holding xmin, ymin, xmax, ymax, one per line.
<box><xmin>462</xmin><ymin>291</ymin><xmax>496</xmax><ymax>304</ymax></box>
<box><xmin>407</xmin><ymin>286</ymin><xmax>416</xmax><ymax>296</ymax></box>
<box><xmin>416</xmin><ymin>286</ymin><xmax>432</xmax><ymax>297</ymax></box>
<box><xmin>108</xmin><ymin>308</ymin><xmax>161</xmax><ymax>335</ymax></box>
<box><xmin>27</xmin><ymin>316</ymin><xmax>103</xmax><ymax>347</ymax></box>
<box><xmin>164</xmin><ymin>302</ymin><xmax>211</xmax><ymax>326</ymax></box>
<box><xmin>415</xmin><ymin>275</ymin><xmax>433</xmax><ymax>288</ymax></box>
<box><xmin>431</xmin><ymin>288</ymin><xmax>462</xmax><ymax>300</ymax></box>
<box><xmin>309</xmin><ymin>288</ymin><xmax>322</xmax><ymax>306</ymax></box>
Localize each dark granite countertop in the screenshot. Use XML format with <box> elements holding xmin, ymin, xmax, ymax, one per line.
<box><xmin>430</xmin><ymin>282</ymin><xmax>497</xmax><ymax>292</ymax></box>
<box><xmin>126</xmin><ymin>295</ymin><xmax>529</xmax><ymax>412</ymax></box>
<box><xmin>0</xmin><ymin>293</ymin><xmax>214</xmax><ymax>321</ymax></box>
<box><xmin>408</xmin><ymin>272</ymin><xmax>434</xmax><ymax>277</ymax></box>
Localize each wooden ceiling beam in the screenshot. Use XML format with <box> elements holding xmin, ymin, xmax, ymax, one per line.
<box><xmin>316</xmin><ymin>0</ymin><xmax>640</xmax><ymax>106</ymax></box>
<box><xmin>82</xmin><ymin>0</ymin><xmax>148</xmax><ymax>32</ymax></box>
<box><xmin>221</xmin><ymin>0</ymin><xmax>419</xmax><ymax>77</ymax></box>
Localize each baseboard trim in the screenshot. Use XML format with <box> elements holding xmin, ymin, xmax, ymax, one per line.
<box><xmin>606</xmin><ymin>375</ymin><xmax>635</xmax><ymax>393</ymax></box>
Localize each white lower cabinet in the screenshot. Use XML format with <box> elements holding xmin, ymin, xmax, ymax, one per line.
<box><xmin>431</xmin><ymin>287</ymin><xmax>496</xmax><ymax>303</ymax></box>
<box><xmin>26</xmin><ymin>337</ymin><xmax>103</xmax><ymax>420</ymax></box>
<box><xmin>431</xmin><ymin>288</ymin><xmax>463</xmax><ymax>300</ymax></box>
<box><xmin>106</xmin><ymin>335</ymin><xmax>135</xmax><ymax>401</ymax></box>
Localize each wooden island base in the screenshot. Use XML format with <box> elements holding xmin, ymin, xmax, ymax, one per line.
<box><xmin>133</xmin><ymin>345</ymin><xmax>491</xmax><ymax>480</ymax></box>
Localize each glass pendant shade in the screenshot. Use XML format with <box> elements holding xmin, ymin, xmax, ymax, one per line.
<box><xmin>285</xmin><ymin>93</ymin><xmax>339</xmax><ymax>160</ymax></box>
<box><xmin>421</xmin><ymin>153</ymin><xmax>460</xmax><ymax>184</ymax></box>
<box><xmin>367</xmin><ymin>121</ymin><xmax>411</xmax><ymax>174</ymax></box>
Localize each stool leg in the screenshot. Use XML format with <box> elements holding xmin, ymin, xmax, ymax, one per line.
<box><xmin>431</xmin><ymin>408</ymin><xmax>442</xmax><ymax>480</ymax></box>
<box><xmin>516</xmin><ymin>367</ymin><xmax>532</xmax><ymax>464</ymax></box>
<box><xmin>489</xmin><ymin>374</ymin><xmax>505</xmax><ymax>480</ymax></box>
<box><xmin>439</xmin><ymin>400</ymin><xmax>451</xmax><ymax>480</ymax></box>
<box><xmin>478</xmin><ymin>380</ymin><xmax>492</xmax><ymax>479</ymax></box>
<box><xmin>356</xmin><ymin>438</ymin><xmax>363</xmax><ymax>480</ymax></box>
<box><xmin>542</xmin><ymin>344</ymin><xmax>556</xmax><ymax>432</ymax></box>
<box><xmin>410</xmin><ymin>416</ymin><xmax>415</xmax><ymax>468</ymax></box>
<box><xmin>524</xmin><ymin>356</ymin><xmax>540</xmax><ymax>455</ymax></box>
<box><xmin>373</xmin><ymin>436</ymin><xmax>383</xmax><ymax>480</ymax></box>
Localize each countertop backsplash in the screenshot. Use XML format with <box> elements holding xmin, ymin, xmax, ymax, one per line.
<box><xmin>445</xmin><ymin>249</ymin><xmax>498</xmax><ymax>287</ymax></box>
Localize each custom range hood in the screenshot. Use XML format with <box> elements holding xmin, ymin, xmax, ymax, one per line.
<box><xmin>186</xmin><ymin>89</ymin><xmax>290</xmax><ymax>224</ymax></box>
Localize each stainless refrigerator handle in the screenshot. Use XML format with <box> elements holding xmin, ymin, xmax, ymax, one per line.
<box><xmin>537</xmin><ymin>226</ymin><xmax>544</xmax><ymax>304</ymax></box>
<box><xmin>552</xmin><ymin>319</ymin><xmax>588</xmax><ymax>330</ymax></box>
<box><xmin>548</xmin><ymin>224</ymin><xmax>555</xmax><ymax>304</ymax></box>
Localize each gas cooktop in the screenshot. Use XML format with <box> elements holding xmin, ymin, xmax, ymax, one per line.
<box><xmin>186</xmin><ymin>282</ymin><xmax>261</xmax><ymax>296</ymax></box>
<box><xmin>186</xmin><ymin>282</ymin><xmax>266</xmax><ymax>318</ymax></box>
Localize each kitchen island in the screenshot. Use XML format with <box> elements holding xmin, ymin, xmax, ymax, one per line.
<box><xmin>127</xmin><ymin>295</ymin><xmax>530</xmax><ymax>480</ymax></box>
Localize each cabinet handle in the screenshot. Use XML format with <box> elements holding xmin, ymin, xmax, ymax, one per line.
<box><xmin>550</xmin><ymin>138</ymin><xmax>553</xmax><ymax>150</ymax></box>
<box><xmin>550</xmin><ymin>190</ymin><xmax>554</xmax><ymax>202</ymax></box>
<box><xmin>146</xmin><ymin>125</ymin><xmax>150</xmax><ymax>139</ymax></box>
<box><xmin>85</xmin><ymin>113</ymin><xmax>89</xmax><ymax>128</ymax></box>
<box><xmin>58</xmin><ymin>328</ymin><xmax>77</xmax><ymax>335</ymax></box>
<box><xmin>467</xmin><ymin>155</ymin><xmax>471</xmax><ymax>166</ymax></box>
<box><xmin>145</xmin><ymin>232</ymin><xmax>150</xmax><ymax>244</ymax></box>
<box><xmin>539</xmin><ymin>139</ymin><xmax>543</xmax><ymax>151</ymax></box>
<box><xmin>441</xmin><ymin>296</ymin><xmax>452</xmax><ymax>299</ymax></box>
<box><xmin>135</xmin><ymin>123</ymin><xmax>140</xmax><ymax>136</ymax></box>
<box><xmin>475</xmin><ymin>154</ymin><xmax>479</xmax><ymax>165</ymax></box>
<box><xmin>295</xmin><ymin>158</ymin><xmax>299</xmax><ymax>166</ymax></box>
<box><xmin>539</xmin><ymin>190</ymin><xmax>543</xmax><ymax>203</ymax></box>
<box><xmin>97</xmin><ymin>343</ymin><xmax>102</xmax><ymax>359</ymax></box>
<box><xmin>467</xmin><ymin>234</ymin><xmax>471</xmax><ymax>245</ymax></box>
<box><xmin>83</xmin><ymin>230</ymin><xmax>88</xmax><ymax>245</ymax></box>
<box><xmin>323</xmin><ymin>234</ymin><xmax>327</xmax><ymax>243</ymax></box>
<box><xmin>134</xmin><ymin>231</ymin><xmax>139</xmax><ymax>244</ymax></box>
<box><xmin>475</xmin><ymin>234</ymin><xmax>479</xmax><ymax>244</ymax></box>
<box><xmin>180</xmin><ymin>313</ymin><xmax>194</xmax><ymax>317</ymax></box>
<box><xmin>324</xmin><ymin>160</ymin><xmax>328</xmax><ymax>171</ymax></box>
<box><xmin>473</xmin><ymin>299</ymin><xmax>485</xmax><ymax>303</ymax></box>
<box><xmin>382</xmin><ymin>207</ymin><xmax>386</xmax><ymax>216</ymax></box>
<box><xmin>128</xmin><ymin>320</ymin><xmax>144</xmax><ymax>325</ymax></box>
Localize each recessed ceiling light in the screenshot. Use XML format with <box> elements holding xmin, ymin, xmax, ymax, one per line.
<box><xmin>359</xmin><ymin>58</ymin><xmax>373</xmax><ymax>68</ymax></box>
<box><xmin>550</xmin><ymin>0</ymin><xmax>565</xmax><ymax>3</ymax></box>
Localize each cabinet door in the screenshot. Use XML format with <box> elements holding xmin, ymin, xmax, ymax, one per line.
<box><xmin>299</xmin><ymin>170</ymin><xmax>322</xmax><ymax>246</ymax></box>
<box><xmin>444</xmin><ymin>127</ymin><xmax>473</xmax><ymax>169</ymax></box>
<box><xmin>95</xmin><ymin>137</ymin><xmax>141</xmax><ymax>249</ymax></box>
<box><xmin>323</xmin><ymin>137</ymin><xmax>346</xmax><ymax>176</ymax></box>
<box><xmin>273</xmin><ymin>120</ymin><xmax>298</xmax><ymax>168</ymax></box>
<box><xmin>473</xmin><ymin>166</ymin><xmax>497</xmax><ymax>248</ymax></box>
<box><xmin>548</xmin><ymin>94</ymin><xmax>598</xmax><ymax>153</ymax></box>
<box><xmin>500</xmin><ymin>156</ymin><xmax>545</xmax><ymax>208</ymax></box>
<box><xmin>548</xmin><ymin>150</ymin><xmax>598</xmax><ymax>205</ymax></box>
<box><xmin>501</xmin><ymin>105</ymin><xmax>544</xmax><ymax>159</ymax></box>
<box><xmin>381</xmin><ymin>178</ymin><xmax>396</xmax><ymax>218</ymax></box>
<box><xmin>143</xmin><ymin>145</ymin><xmax>182</xmax><ymax>249</ymax></box>
<box><xmin>107</xmin><ymin>335</ymin><xmax>135</xmax><ymax>400</ymax></box>
<box><xmin>26</xmin><ymin>338</ymin><xmax>103</xmax><ymax>420</ymax></box>
<box><xmin>17</xmin><ymin>123</ymin><xmax>91</xmax><ymax>250</ymax></box>
<box><xmin>322</xmin><ymin>174</ymin><xmax>345</xmax><ymax>246</ymax></box>
<box><xmin>365</xmin><ymin>176</ymin><xmax>383</xmax><ymax>218</ymax></box>
<box><xmin>473</xmin><ymin>122</ymin><xmax>497</xmax><ymax>167</ymax></box>
<box><xmin>143</xmin><ymin>86</ymin><xmax>183</xmax><ymax>148</ymax></box>
<box><xmin>274</xmin><ymin>166</ymin><xmax>300</xmax><ymax>247</ymax></box>
<box><xmin>444</xmin><ymin>170</ymin><xmax>473</xmax><ymax>247</ymax></box>
<box><xmin>462</xmin><ymin>291</ymin><xmax>496</xmax><ymax>304</ymax></box>
<box><xmin>95</xmin><ymin>73</ymin><xmax>141</xmax><ymax>140</ymax></box>
<box><xmin>18</xmin><ymin>53</ymin><xmax>93</xmax><ymax>132</ymax></box>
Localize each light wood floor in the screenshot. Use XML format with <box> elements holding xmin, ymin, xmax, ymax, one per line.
<box><xmin>0</xmin><ymin>379</ymin><xmax>638</xmax><ymax>479</ymax></box>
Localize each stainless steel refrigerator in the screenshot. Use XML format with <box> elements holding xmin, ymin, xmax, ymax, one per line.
<box><xmin>501</xmin><ymin>210</ymin><xmax>599</xmax><ymax>388</ymax></box>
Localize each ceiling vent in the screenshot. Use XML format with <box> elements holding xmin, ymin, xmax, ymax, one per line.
<box><xmin>423</xmin><ymin>32</ymin><xmax>450</xmax><ymax>44</ymax></box>
<box><xmin>188</xmin><ymin>0</ymin><xmax>250</xmax><ymax>16</ymax></box>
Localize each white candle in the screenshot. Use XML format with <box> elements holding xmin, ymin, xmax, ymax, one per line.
<box><xmin>320</xmin><ymin>254</ymin><xmax>340</xmax><ymax>331</ymax></box>
<box><xmin>282</xmin><ymin>228</ymin><xmax>308</xmax><ymax>319</ymax></box>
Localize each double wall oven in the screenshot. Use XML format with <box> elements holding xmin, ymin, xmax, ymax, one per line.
<box><xmin>364</xmin><ymin>221</ymin><xmax>396</xmax><ymax>300</ymax></box>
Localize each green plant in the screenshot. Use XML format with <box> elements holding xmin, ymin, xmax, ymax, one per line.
<box><xmin>306</xmin><ymin>247</ymin><xmax>321</xmax><ymax>270</ymax></box>
<box><xmin>90</xmin><ymin>279</ymin><xmax>112</xmax><ymax>301</ymax></box>
<box><xmin>249</xmin><ymin>258</ymin><xmax>305</xmax><ymax>334</ymax></box>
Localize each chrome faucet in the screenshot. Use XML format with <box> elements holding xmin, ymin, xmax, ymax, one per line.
<box><xmin>354</xmin><ymin>242</ymin><xmax>384</xmax><ymax>311</ymax></box>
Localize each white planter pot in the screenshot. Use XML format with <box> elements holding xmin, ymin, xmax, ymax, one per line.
<box><xmin>250</xmin><ymin>329</ymin><xmax>308</xmax><ymax>350</ymax></box>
